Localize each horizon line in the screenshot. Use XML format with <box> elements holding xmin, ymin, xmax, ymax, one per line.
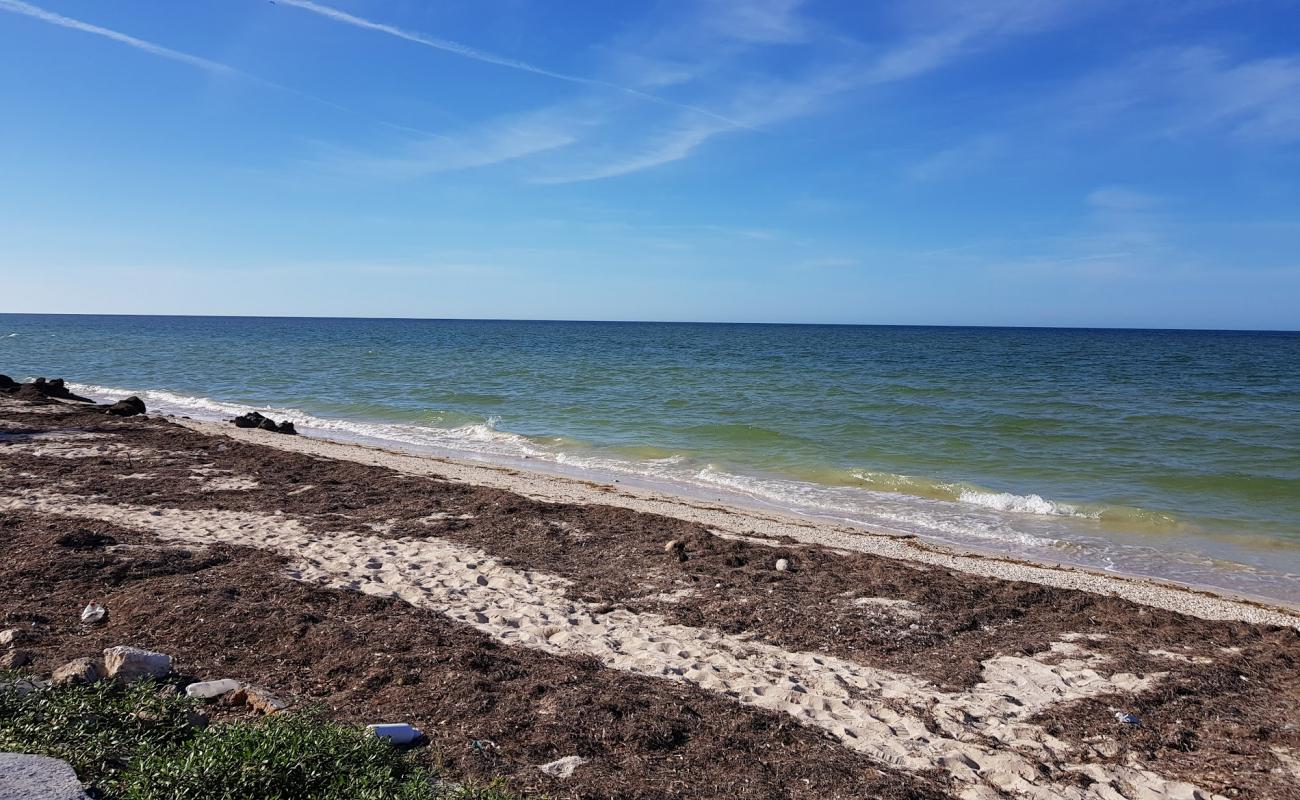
<box><xmin>0</xmin><ymin>310</ymin><xmax>1296</xmax><ymax>334</ymax></box>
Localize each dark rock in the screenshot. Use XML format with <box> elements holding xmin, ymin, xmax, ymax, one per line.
<box><xmin>13</xmin><ymin>378</ymin><xmax>93</xmax><ymax>403</ymax></box>
<box><xmin>232</xmin><ymin>410</ymin><xmax>296</xmax><ymax>434</ymax></box>
<box><xmin>102</xmin><ymin>396</ymin><xmax>146</xmax><ymax>417</ymax></box>
<box><xmin>0</xmin><ymin>374</ymin><xmax>18</xmax><ymax>391</ymax></box>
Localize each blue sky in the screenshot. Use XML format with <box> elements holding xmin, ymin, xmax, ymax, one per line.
<box><xmin>1</xmin><ymin>0</ymin><xmax>1298</xmax><ymax>328</ymax></box>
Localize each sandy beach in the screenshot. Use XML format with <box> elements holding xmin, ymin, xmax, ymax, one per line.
<box><xmin>3</xmin><ymin>390</ymin><xmax>1299</xmax><ymax>800</ymax></box>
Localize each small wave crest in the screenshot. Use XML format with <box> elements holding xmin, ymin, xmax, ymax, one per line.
<box><xmin>957</xmin><ymin>489</ymin><xmax>1093</xmax><ymax>518</ymax></box>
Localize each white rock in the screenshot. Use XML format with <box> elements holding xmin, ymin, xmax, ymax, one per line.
<box><xmin>774</xmin><ymin>558</ymin><xmax>790</xmax><ymax>572</ymax></box>
<box><xmin>0</xmin><ymin>628</ymin><xmax>23</xmax><ymax>646</ymax></box>
<box><xmin>366</xmin><ymin>723</ymin><xmax>422</xmax><ymax>745</ymax></box>
<box><xmin>185</xmin><ymin>679</ymin><xmax>240</xmax><ymax>700</ymax></box>
<box><xmin>537</xmin><ymin>755</ymin><xmax>587</xmax><ymax>779</ymax></box>
<box><xmin>102</xmin><ymin>646</ymin><xmax>171</xmax><ymax>683</ymax></box>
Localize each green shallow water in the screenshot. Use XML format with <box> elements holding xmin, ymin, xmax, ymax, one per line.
<box><xmin>2</xmin><ymin>315</ymin><xmax>1297</xmax><ymax>602</ymax></box>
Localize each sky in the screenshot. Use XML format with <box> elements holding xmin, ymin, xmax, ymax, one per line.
<box><xmin>1</xmin><ymin>0</ymin><xmax>1299</xmax><ymax>329</ymax></box>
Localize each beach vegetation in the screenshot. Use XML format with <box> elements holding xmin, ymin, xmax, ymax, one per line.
<box><xmin>0</xmin><ymin>674</ymin><xmax>524</xmax><ymax>800</ymax></box>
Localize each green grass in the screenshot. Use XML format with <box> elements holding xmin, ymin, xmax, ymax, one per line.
<box><xmin>0</xmin><ymin>674</ymin><xmax>525</xmax><ymax>800</ymax></box>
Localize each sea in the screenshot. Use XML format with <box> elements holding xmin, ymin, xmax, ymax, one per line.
<box><xmin>3</xmin><ymin>314</ymin><xmax>1298</xmax><ymax>605</ymax></box>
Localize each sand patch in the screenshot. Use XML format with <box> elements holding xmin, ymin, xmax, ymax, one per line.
<box><xmin>0</xmin><ymin>430</ymin><xmax>152</xmax><ymax>460</ymax></box>
<box><xmin>1147</xmin><ymin>649</ymin><xmax>1214</xmax><ymax>665</ymax></box>
<box><xmin>0</xmin><ymin>489</ymin><xmax>1223</xmax><ymax>800</ymax></box>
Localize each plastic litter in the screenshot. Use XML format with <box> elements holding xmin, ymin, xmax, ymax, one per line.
<box><xmin>1114</xmin><ymin>711</ymin><xmax>1140</xmax><ymax>725</ymax></box>
<box><xmin>185</xmin><ymin>679</ymin><xmax>241</xmax><ymax>700</ymax></box>
<box><xmin>367</xmin><ymin>723</ymin><xmax>422</xmax><ymax>745</ymax></box>
<box><xmin>80</xmin><ymin>602</ymin><xmax>107</xmax><ymax>624</ymax></box>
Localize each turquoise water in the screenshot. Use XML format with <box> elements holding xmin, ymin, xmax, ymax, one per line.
<box><xmin>3</xmin><ymin>314</ymin><xmax>1298</xmax><ymax>603</ymax></box>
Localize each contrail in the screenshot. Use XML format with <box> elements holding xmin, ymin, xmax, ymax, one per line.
<box><xmin>0</xmin><ymin>0</ymin><xmax>443</xmax><ymax>134</ymax></box>
<box><xmin>0</xmin><ymin>0</ymin><xmax>239</xmax><ymax>75</ymax></box>
<box><xmin>274</xmin><ymin>0</ymin><xmax>750</xmax><ymax>130</ymax></box>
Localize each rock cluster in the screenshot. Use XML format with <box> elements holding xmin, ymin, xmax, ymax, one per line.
<box><xmin>0</xmin><ymin>376</ymin><xmax>94</xmax><ymax>403</ymax></box>
<box><xmin>1</xmin><ymin>640</ymin><xmax>290</xmax><ymax>718</ymax></box>
<box><xmin>0</xmin><ymin>375</ymin><xmax>145</xmax><ymax>416</ymax></box>
<box><xmin>232</xmin><ymin>411</ymin><xmax>297</xmax><ymax>435</ymax></box>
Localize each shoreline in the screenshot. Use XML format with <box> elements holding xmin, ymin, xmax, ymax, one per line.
<box><xmin>4</xmin><ymin>391</ymin><xmax>1300</xmax><ymax>799</ymax></box>
<box><xmin>54</xmin><ymin>379</ymin><xmax>1300</xmax><ymax>609</ymax></box>
<box><xmin>177</xmin><ymin>416</ymin><xmax>1300</xmax><ymax>628</ymax></box>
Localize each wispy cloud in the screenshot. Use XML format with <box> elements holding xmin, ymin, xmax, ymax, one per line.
<box><xmin>1068</xmin><ymin>46</ymin><xmax>1300</xmax><ymax>144</ymax></box>
<box><xmin>319</xmin><ymin>110</ymin><xmax>582</xmax><ymax>178</ymax></box>
<box><xmin>311</xmin><ymin>0</ymin><xmax>1096</xmax><ymax>183</ymax></box>
<box><xmin>1087</xmin><ymin>186</ymin><xmax>1163</xmax><ymax>212</ymax></box>
<box><xmin>273</xmin><ymin>0</ymin><xmax>747</xmax><ymax>129</ymax></box>
<box><xmin>0</xmin><ymin>0</ymin><xmax>238</xmax><ymax>75</ymax></box>
<box><xmin>909</xmin><ymin>135</ymin><xmax>1004</xmax><ymax>181</ymax></box>
<box><xmin>866</xmin><ymin>0</ymin><xmax>1087</xmax><ymax>83</ymax></box>
<box><xmin>535</xmin><ymin>67</ymin><xmax>857</xmax><ymax>183</ymax></box>
<box><xmin>701</xmin><ymin>0</ymin><xmax>812</xmax><ymax>44</ymax></box>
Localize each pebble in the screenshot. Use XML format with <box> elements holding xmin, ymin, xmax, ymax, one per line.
<box><xmin>775</xmin><ymin>558</ymin><xmax>790</xmax><ymax>572</ymax></box>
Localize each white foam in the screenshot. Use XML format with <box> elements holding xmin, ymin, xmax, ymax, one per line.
<box><xmin>958</xmin><ymin>489</ymin><xmax>1097</xmax><ymax>519</ymax></box>
<box><xmin>62</xmin><ymin>382</ymin><xmax>1072</xmax><ymax>554</ymax></box>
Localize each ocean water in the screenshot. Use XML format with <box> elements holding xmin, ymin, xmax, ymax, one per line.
<box><xmin>3</xmin><ymin>314</ymin><xmax>1298</xmax><ymax>604</ymax></box>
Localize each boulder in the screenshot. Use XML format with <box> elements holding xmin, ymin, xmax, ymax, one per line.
<box><xmin>102</xmin><ymin>396</ymin><xmax>146</xmax><ymax>417</ymax></box>
<box><xmin>0</xmin><ymin>753</ymin><xmax>91</xmax><ymax>800</ymax></box>
<box><xmin>0</xmin><ymin>650</ymin><xmax>33</xmax><ymax>669</ymax></box>
<box><xmin>233</xmin><ymin>411</ymin><xmax>268</xmax><ymax>429</ymax></box>
<box><xmin>20</xmin><ymin>378</ymin><xmax>93</xmax><ymax>403</ymax></box>
<box><xmin>51</xmin><ymin>658</ymin><xmax>100</xmax><ymax>686</ymax></box>
<box><xmin>232</xmin><ymin>411</ymin><xmax>297</xmax><ymax>434</ymax></box>
<box><xmin>0</xmin><ymin>374</ymin><xmax>18</xmax><ymax>391</ymax></box>
<box><xmin>102</xmin><ymin>646</ymin><xmax>171</xmax><ymax>683</ymax></box>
